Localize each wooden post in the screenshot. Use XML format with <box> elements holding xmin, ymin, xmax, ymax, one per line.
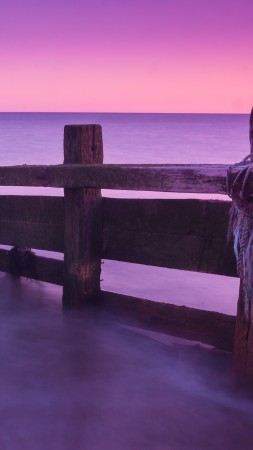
<box><xmin>233</xmin><ymin>108</ymin><xmax>253</xmax><ymax>384</ymax></box>
<box><xmin>62</xmin><ymin>125</ymin><xmax>103</xmax><ymax>307</ymax></box>
<box><xmin>251</xmin><ymin>107</ymin><xmax>253</xmax><ymax>157</ymax></box>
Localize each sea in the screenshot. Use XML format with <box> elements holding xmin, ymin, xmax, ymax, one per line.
<box><xmin>0</xmin><ymin>112</ymin><xmax>250</xmax><ymax>315</ymax></box>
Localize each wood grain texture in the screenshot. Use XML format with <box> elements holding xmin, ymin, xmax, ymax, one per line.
<box><xmin>0</xmin><ymin>248</ymin><xmax>63</xmax><ymax>285</ymax></box>
<box><xmin>63</xmin><ymin>125</ymin><xmax>103</xmax><ymax>307</ymax></box>
<box><xmin>0</xmin><ymin>196</ymin><xmax>64</xmax><ymax>251</ymax></box>
<box><xmin>0</xmin><ymin>196</ymin><xmax>236</xmax><ymax>277</ymax></box>
<box><xmin>0</xmin><ymin>163</ymin><xmax>250</xmax><ymax>194</ymax></box>
<box><xmin>233</xmin><ymin>108</ymin><xmax>253</xmax><ymax>384</ymax></box>
<box><xmin>102</xmin><ymin>198</ymin><xmax>237</xmax><ymax>277</ymax></box>
<box><xmin>100</xmin><ymin>291</ymin><xmax>235</xmax><ymax>351</ymax></box>
<box><xmin>233</xmin><ymin>282</ymin><xmax>253</xmax><ymax>383</ymax></box>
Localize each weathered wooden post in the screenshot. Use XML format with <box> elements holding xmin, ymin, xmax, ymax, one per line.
<box><xmin>62</xmin><ymin>125</ymin><xmax>103</xmax><ymax>307</ymax></box>
<box><xmin>233</xmin><ymin>108</ymin><xmax>253</xmax><ymax>384</ymax></box>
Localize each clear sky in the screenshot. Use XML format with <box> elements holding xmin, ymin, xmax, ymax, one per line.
<box><xmin>1</xmin><ymin>0</ymin><xmax>252</xmax><ymax>113</ymax></box>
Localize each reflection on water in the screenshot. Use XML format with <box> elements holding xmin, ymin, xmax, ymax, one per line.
<box><xmin>0</xmin><ymin>243</ymin><xmax>239</xmax><ymax>316</ymax></box>
<box><xmin>101</xmin><ymin>261</ymin><xmax>239</xmax><ymax>315</ymax></box>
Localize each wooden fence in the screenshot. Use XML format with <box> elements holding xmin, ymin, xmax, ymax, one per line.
<box><xmin>0</xmin><ymin>124</ymin><xmax>247</xmax><ymax>355</ymax></box>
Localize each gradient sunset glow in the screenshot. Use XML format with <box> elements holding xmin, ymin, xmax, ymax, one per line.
<box><xmin>1</xmin><ymin>0</ymin><xmax>252</xmax><ymax>113</ymax></box>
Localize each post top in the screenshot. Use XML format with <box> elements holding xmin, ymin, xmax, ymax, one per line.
<box><xmin>64</xmin><ymin>124</ymin><xmax>102</xmax><ymax>129</ymax></box>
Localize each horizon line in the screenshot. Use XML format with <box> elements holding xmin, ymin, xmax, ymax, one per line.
<box><xmin>0</xmin><ymin>111</ymin><xmax>250</xmax><ymax>115</ymax></box>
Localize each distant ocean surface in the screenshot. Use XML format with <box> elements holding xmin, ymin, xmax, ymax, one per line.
<box><xmin>0</xmin><ymin>112</ymin><xmax>249</xmax><ymax>315</ymax></box>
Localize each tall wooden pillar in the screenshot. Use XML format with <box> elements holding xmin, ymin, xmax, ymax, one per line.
<box><xmin>62</xmin><ymin>125</ymin><xmax>103</xmax><ymax>307</ymax></box>
<box><xmin>233</xmin><ymin>108</ymin><xmax>253</xmax><ymax>383</ymax></box>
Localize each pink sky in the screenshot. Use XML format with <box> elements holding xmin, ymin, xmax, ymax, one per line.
<box><xmin>0</xmin><ymin>0</ymin><xmax>252</xmax><ymax>113</ymax></box>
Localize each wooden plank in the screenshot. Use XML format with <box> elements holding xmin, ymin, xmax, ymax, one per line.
<box><xmin>0</xmin><ymin>163</ymin><xmax>249</xmax><ymax>194</ymax></box>
<box><xmin>0</xmin><ymin>196</ymin><xmax>236</xmax><ymax>276</ymax></box>
<box><xmin>0</xmin><ymin>242</ymin><xmax>236</xmax><ymax>351</ymax></box>
<box><xmin>63</xmin><ymin>125</ymin><xmax>103</xmax><ymax>307</ymax></box>
<box><xmin>0</xmin><ymin>196</ymin><xmax>64</xmax><ymax>252</ymax></box>
<box><xmin>102</xmin><ymin>198</ymin><xmax>237</xmax><ymax>277</ymax></box>
<box><xmin>0</xmin><ymin>195</ymin><xmax>63</xmax><ymax>222</ymax></box>
<box><xmin>0</xmin><ymin>248</ymin><xmax>63</xmax><ymax>285</ymax></box>
<box><xmin>100</xmin><ymin>291</ymin><xmax>236</xmax><ymax>351</ymax></box>
<box><xmin>0</xmin><ymin>221</ymin><xmax>63</xmax><ymax>252</ymax></box>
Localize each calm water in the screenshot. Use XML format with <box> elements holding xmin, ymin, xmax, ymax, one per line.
<box><xmin>0</xmin><ymin>112</ymin><xmax>250</xmax><ymax>166</ymax></box>
<box><xmin>0</xmin><ymin>112</ymin><xmax>249</xmax><ymax>313</ymax></box>
<box><xmin>0</xmin><ymin>114</ymin><xmax>251</xmax><ymax>448</ymax></box>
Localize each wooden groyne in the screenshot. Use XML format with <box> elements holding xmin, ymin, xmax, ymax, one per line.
<box><xmin>1</xmin><ymin>120</ymin><xmax>253</xmax><ymax>382</ymax></box>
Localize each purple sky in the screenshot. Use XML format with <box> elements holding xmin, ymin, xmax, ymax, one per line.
<box><xmin>1</xmin><ymin>0</ymin><xmax>253</xmax><ymax>112</ymax></box>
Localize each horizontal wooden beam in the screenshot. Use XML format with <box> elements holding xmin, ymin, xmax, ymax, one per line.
<box><xmin>0</xmin><ymin>195</ymin><xmax>63</xmax><ymax>222</ymax></box>
<box><xmin>0</xmin><ymin>221</ymin><xmax>63</xmax><ymax>252</ymax></box>
<box><xmin>0</xmin><ymin>249</ymin><xmax>63</xmax><ymax>285</ymax></box>
<box><xmin>0</xmin><ymin>163</ymin><xmax>246</xmax><ymax>194</ymax></box>
<box><xmin>103</xmin><ymin>198</ymin><xmax>237</xmax><ymax>277</ymax></box>
<box><xmin>0</xmin><ymin>196</ymin><xmax>236</xmax><ymax>276</ymax></box>
<box><xmin>0</xmin><ymin>196</ymin><xmax>64</xmax><ymax>252</ymax></box>
<box><xmin>0</xmin><ymin>243</ymin><xmax>235</xmax><ymax>350</ymax></box>
<box><xmin>100</xmin><ymin>291</ymin><xmax>236</xmax><ymax>351</ymax></box>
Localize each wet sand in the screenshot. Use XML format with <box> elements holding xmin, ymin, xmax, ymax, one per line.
<box><xmin>0</xmin><ymin>272</ymin><xmax>252</xmax><ymax>450</ymax></box>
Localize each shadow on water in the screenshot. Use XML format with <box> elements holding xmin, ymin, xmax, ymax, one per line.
<box><xmin>0</xmin><ymin>272</ymin><xmax>253</xmax><ymax>450</ymax></box>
